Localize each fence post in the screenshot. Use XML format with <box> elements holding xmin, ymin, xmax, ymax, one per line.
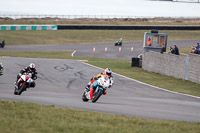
<box><xmin>185</xmin><ymin>56</ymin><xmax>189</xmax><ymax>80</ymax></box>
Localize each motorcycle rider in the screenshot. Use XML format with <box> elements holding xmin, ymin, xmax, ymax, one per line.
<box><xmin>115</xmin><ymin>38</ymin><xmax>122</xmax><ymax>46</ymax></box>
<box><xmin>86</xmin><ymin>68</ymin><xmax>114</xmax><ymax>98</ymax></box>
<box><xmin>87</xmin><ymin>68</ymin><xmax>113</xmax><ymax>88</ymax></box>
<box><xmin>90</xmin><ymin>74</ymin><xmax>110</xmax><ymax>100</ymax></box>
<box><xmin>0</xmin><ymin>60</ymin><xmax>3</xmax><ymax>76</ymax></box>
<box><xmin>14</xmin><ymin>63</ymin><xmax>37</xmax><ymax>89</ymax></box>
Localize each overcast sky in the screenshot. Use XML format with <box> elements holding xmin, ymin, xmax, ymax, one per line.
<box><xmin>0</xmin><ymin>0</ymin><xmax>200</xmax><ymax>17</ymax></box>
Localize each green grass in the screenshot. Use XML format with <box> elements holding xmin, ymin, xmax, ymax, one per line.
<box><xmin>167</xmin><ymin>47</ymin><xmax>193</xmax><ymax>55</ymax></box>
<box><xmin>1</xmin><ymin>30</ymin><xmax>200</xmax><ymax>45</ymax></box>
<box><xmin>179</xmin><ymin>47</ymin><xmax>193</xmax><ymax>54</ymax></box>
<box><xmin>0</xmin><ymin>100</ymin><xmax>200</xmax><ymax>133</ymax></box>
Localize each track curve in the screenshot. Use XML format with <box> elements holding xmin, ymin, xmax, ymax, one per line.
<box><xmin>0</xmin><ymin>57</ymin><xmax>200</xmax><ymax>122</ymax></box>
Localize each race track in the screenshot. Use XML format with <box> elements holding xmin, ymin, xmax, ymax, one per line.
<box><xmin>0</xmin><ymin>57</ymin><xmax>200</xmax><ymax>122</ymax></box>
<box><xmin>1</xmin><ymin>40</ymin><xmax>198</xmax><ymax>59</ymax></box>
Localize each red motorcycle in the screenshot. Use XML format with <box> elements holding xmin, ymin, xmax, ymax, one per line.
<box><xmin>14</xmin><ymin>73</ymin><xmax>34</xmax><ymax>95</ymax></box>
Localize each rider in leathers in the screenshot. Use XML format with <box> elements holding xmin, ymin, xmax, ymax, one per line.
<box><xmin>15</xmin><ymin>63</ymin><xmax>37</xmax><ymax>89</ymax></box>
<box><xmin>0</xmin><ymin>60</ymin><xmax>3</xmax><ymax>76</ymax></box>
<box><xmin>87</xmin><ymin>68</ymin><xmax>114</xmax><ymax>99</ymax></box>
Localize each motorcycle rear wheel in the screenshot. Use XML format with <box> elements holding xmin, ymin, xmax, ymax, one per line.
<box><xmin>82</xmin><ymin>90</ymin><xmax>89</xmax><ymax>102</ymax></box>
<box><xmin>14</xmin><ymin>87</ymin><xmax>18</xmax><ymax>95</ymax></box>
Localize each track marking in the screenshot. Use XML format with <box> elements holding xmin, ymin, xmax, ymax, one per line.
<box><xmin>1</xmin><ymin>56</ymin><xmax>10</xmax><ymax>57</ymax></box>
<box><xmin>71</xmin><ymin>51</ymin><xmax>76</xmax><ymax>57</ymax></box>
<box><xmin>81</xmin><ymin>61</ymin><xmax>200</xmax><ymax>100</ymax></box>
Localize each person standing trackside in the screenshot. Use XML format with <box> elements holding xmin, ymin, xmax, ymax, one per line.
<box><xmin>147</xmin><ymin>37</ymin><xmax>152</xmax><ymax>46</ymax></box>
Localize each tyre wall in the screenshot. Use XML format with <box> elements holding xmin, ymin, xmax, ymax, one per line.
<box><xmin>0</xmin><ymin>25</ymin><xmax>57</xmax><ymax>30</ymax></box>
<box><xmin>58</xmin><ymin>25</ymin><xmax>200</xmax><ymax>30</ymax></box>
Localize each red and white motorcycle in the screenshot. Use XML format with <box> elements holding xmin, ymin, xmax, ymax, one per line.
<box><xmin>14</xmin><ymin>72</ymin><xmax>34</xmax><ymax>95</ymax></box>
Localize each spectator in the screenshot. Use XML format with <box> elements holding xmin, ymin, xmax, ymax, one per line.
<box><xmin>191</xmin><ymin>42</ymin><xmax>200</xmax><ymax>54</ymax></box>
<box><xmin>170</xmin><ymin>45</ymin><xmax>179</xmax><ymax>55</ymax></box>
<box><xmin>160</xmin><ymin>46</ymin><xmax>166</xmax><ymax>54</ymax></box>
<box><xmin>196</xmin><ymin>42</ymin><xmax>200</xmax><ymax>54</ymax></box>
<box><xmin>147</xmin><ymin>37</ymin><xmax>152</xmax><ymax>46</ymax></box>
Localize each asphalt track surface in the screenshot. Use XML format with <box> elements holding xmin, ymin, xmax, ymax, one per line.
<box><xmin>0</xmin><ymin>40</ymin><xmax>200</xmax><ymax>122</ymax></box>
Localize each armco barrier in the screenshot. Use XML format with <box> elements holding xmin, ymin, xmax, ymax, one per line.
<box><xmin>1</xmin><ymin>25</ymin><xmax>200</xmax><ymax>30</ymax></box>
<box><xmin>142</xmin><ymin>51</ymin><xmax>200</xmax><ymax>84</ymax></box>
<box><xmin>58</xmin><ymin>25</ymin><xmax>200</xmax><ymax>30</ymax></box>
<box><xmin>0</xmin><ymin>25</ymin><xmax>57</xmax><ymax>30</ymax></box>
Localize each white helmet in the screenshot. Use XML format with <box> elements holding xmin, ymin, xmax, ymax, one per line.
<box><xmin>29</xmin><ymin>63</ymin><xmax>35</xmax><ymax>70</ymax></box>
<box><xmin>104</xmin><ymin>68</ymin><xmax>112</xmax><ymax>76</ymax></box>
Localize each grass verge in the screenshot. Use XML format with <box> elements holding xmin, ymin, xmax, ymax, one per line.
<box><xmin>0</xmin><ymin>51</ymin><xmax>128</xmax><ymax>62</ymax></box>
<box><xmin>0</xmin><ymin>100</ymin><xmax>200</xmax><ymax>133</ymax></box>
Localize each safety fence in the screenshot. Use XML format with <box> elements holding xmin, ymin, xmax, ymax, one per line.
<box><xmin>58</xmin><ymin>25</ymin><xmax>200</xmax><ymax>30</ymax></box>
<box><xmin>1</xmin><ymin>14</ymin><xmax>200</xmax><ymax>19</ymax></box>
<box><xmin>173</xmin><ymin>0</ymin><xmax>200</xmax><ymax>3</ymax></box>
<box><xmin>1</xmin><ymin>25</ymin><xmax>200</xmax><ymax>30</ymax></box>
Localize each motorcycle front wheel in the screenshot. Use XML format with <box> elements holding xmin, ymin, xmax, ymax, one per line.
<box><xmin>18</xmin><ymin>83</ymin><xmax>26</xmax><ymax>95</ymax></box>
<box><xmin>92</xmin><ymin>89</ymin><xmax>103</xmax><ymax>103</ymax></box>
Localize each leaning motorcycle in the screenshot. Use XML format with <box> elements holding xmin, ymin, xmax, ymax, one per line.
<box><xmin>114</xmin><ymin>41</ymin><xmax>122</xmax><ymax>46</ymax></box>
<box><xmin>0</xmin><ymin>40</ymin><xmax>5</xmax><ymax>48</ymax></box>
<box><xmin>82</xmin><ymin>76</ymin><xmax>110</xmax><ymax>103</ymax></box>
<box><xmin>14</xmin><ymin>73</ymin><xmax>34</xmax><ymax>95</ymax></box>
<box><xmin>0</xmin><ymin>62</ymin><xmax>3</xmax><ymax>76</ymax></box>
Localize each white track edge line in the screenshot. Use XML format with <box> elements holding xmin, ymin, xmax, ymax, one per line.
<box><xmin>71</xmin><ymin>51</ymin><xmax>76</xmax><ymax>57</ymax></box>
<box><xmin>81</xmin><ymin>61</ymin><xmax>200</xmax><ymax>100</ymax></box>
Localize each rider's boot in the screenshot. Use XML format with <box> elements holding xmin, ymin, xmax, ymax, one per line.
<box><xmin>14</xmin><ymin>84</ymin><xmax>18</xmax><ymax>89</ymax></box>
<box><xmin>15</xmin><ymin>79</ymin><xmax>22</xmax><ymax>89</ymax></box>
<box><xmin>85</xmin><ymin>86</ymin><xmax>90</xmax><ymax>91</ymax></box>
<box><xmin>87</xmin><ymin>82</ymin><xmax>91</xmax><ymax>87</ymax></box>
<box><xmin>85</xmin><ymin>82</ymin><xmax>91</xmax><ymax>90</ymax></box>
